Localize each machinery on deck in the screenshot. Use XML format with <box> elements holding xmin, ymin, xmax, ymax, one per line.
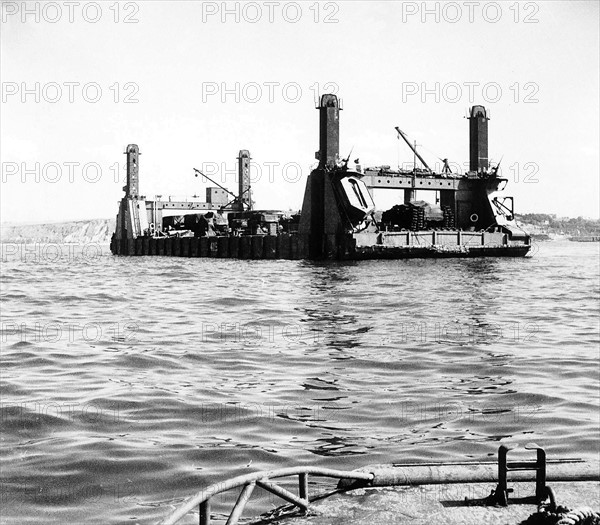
<box><xmin>112</xmin><ymin>148</ymin><xmax>293</xmax><ymax>242</ymax></box>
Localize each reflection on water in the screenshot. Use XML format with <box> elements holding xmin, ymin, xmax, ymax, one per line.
<box><xmin>0</xmin><ymin>242</ymin><xmax>598</xmax><ymax>524</ymax></box>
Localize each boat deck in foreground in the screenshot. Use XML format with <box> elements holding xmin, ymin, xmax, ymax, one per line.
<box><xmin>267</xmin><ymin>481</ymin><xmax>599</xmax><ymax>525</ymax></box>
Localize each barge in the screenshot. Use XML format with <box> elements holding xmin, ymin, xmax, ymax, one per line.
<box><xmin>110</xmin><ymin>95</ymin><xmax>531</xmax><ymax>259</ymax></box>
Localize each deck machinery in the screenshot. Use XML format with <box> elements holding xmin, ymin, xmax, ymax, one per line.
<box><xmin>110</xmin><ymin>95</ymin><xmax>531</xmax><ymax>259</ymax></box>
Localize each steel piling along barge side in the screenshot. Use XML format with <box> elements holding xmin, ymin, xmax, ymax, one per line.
<box><xmin>110</xmin><ymin>95</ymin><xmax>531</xmax><ymax>259</ymax></box>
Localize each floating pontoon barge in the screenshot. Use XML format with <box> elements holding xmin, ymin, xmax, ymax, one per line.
<box><xmin>110</xmin><ymin>95</ymin><xmax>531</xmax><ymax>259</ymax></box>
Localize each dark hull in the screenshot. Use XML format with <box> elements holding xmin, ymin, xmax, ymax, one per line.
<box><xmin>110</xmin><ymin>234</ymin><xmax>530</xmax><ymax>260</ymax></box>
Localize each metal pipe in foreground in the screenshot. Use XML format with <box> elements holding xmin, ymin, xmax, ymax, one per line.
<box><xmin>356</xmin><ymin>461</ymin><xmax>600</xmax><ymax>487</ymax></box>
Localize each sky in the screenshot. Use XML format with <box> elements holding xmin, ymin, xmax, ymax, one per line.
<box><xmin>1</xmin><ymin>0</ymin><xmax>599</xmax><ymax>223</ymax></box>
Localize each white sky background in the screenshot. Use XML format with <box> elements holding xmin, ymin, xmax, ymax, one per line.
<box><xmin>1</xmin><ymin>0</ymin><xmax>598</xmax><ymax>223</ymax></box>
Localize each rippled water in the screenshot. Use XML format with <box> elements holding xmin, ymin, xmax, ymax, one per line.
<box><xmin>1</xmin><ymin>241</ymin><xmax>598</xmax><ymax>524</ymax></box>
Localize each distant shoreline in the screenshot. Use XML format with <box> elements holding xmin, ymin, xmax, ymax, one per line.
<box><xmin>1</xmin><ymin>214</ymin><xmax>598</xmax><ymax>244</ymax></box>
<box><xmin>0</xmin><ymin>219</ymin><xmax>115</xmax><ymax>244</ymax></box>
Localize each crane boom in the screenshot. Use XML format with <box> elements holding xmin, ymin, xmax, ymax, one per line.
<box><xmin>194</xmin><ymin>168</ymin><xmax>238</xmax><ymax>199</ymax></box>
<box><xmin>395</xmin><ymin>127</ymin><xmax>432</xmax><ymax>172</ymax></box>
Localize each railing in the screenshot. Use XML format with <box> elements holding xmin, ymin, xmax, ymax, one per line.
<box><xmin>158</xmin><ymin>466</ymin><xmax>373</xmax><ymax>525</ymax></box>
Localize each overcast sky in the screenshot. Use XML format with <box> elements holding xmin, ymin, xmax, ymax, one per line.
<box><xmin>1</xmin><ymin>0</ymin><xmax>598</xmax><ymax>223</ymax></box>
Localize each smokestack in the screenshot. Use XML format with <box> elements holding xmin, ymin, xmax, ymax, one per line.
<box><xmin>318</xmin><ymin>94</ymin><xmax>340</xmax><ymax>169</ymax></box>
<box><xmin>468</xmin><ymin>105</ymin><xmax>489</xmax><ymax>173</ymax></box>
